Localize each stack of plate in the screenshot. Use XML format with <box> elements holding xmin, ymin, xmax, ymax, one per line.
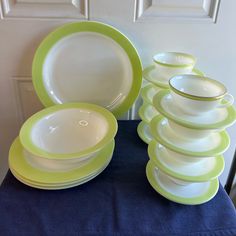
<box><xmin>137</xmin><ymin>52</ymin><xmax>204</xmax><ymax>144</ymax></box>
<box><xmin>9</xmin><ymin>103</ymin><xmax>118</xmax><ymax>189</ymax></box>
<box><xmin>9</xmin><ymin>21</ymin><xmax>143</xmax><ymax>190</ymax></box>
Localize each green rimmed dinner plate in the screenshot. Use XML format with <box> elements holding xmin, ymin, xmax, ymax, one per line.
<box><xmin>150</xmin><ymin>115</ymin><xmax>230</xmax><ymax>157</ymax></box>
<box><xmin>10</xmin><ymin>161</ymin><xmax>108</xmax><ymax>190</ymax></box>
<box><xmin>146</xmin><ymin>161</ymin><xmax>219</xmax><ymax>205</ymax></box>
<box><xmin>140</xmin><ymin>83</ymin><xmax>165</xmax><ymax>105</ymax></box>
<box><xmin>142</xmin><ymin>65</ymin><xmax>204</xmax><ymax>89</ymax></box>
<box><xmin>148</xmin><ymin>140</ymin><xmax>224</xmax><ymax>182</ymax></box>
<box><xmin>9</xmin><ymin>137</ymin><xmax>114</xmax><ymax>185</ymax></box>
<box><xmin>20</xmin><ymin>103</ymin><xmax>117</xmax><ymax>160</ymax></box>
<box><xmin>137</xmin><ymin>121</ymin><xmax>152</xmax><ymax>144</ymax></box>
<box><xmin>32</xmin><ymin>21</ymin><xmax>142</xmax><ymax>118</ymax></box>
<box><xmin>138</xmin><ymin>103</ymin><xmax>159</xmax><ymax>124</ymax></box>
<box><xmin>153</xmin><ymin>90</ymin><xmax>236</xmax><ymax>130</ymax></box>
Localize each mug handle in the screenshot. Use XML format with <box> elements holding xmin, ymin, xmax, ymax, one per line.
<box><xmin>218</xmin><ymin>93</ymin><xmax>234</xmax><ymax>108</ymax></box>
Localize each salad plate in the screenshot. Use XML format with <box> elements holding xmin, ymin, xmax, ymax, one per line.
<box><xmin>32</xmin><ymin>21</ymin><xmax>142</xmax><ymax>118</ymax></box>
<box><xmin>137</xmin><ymin>121</ymin><xmax>152</xmax><ymax>144</ymax></box>
<box><xmin>146</xmin><ymin>161</ymin><xmax>219</xmax><ymax>205</ymax></box>
<box><xmin>150</xmin><ymin>115</ymin><xmax>230</xmax><ymax>157</ymax></box>
<box><xmin>138</xmin><ymin>103</ymin><xmax>158</xmax><ymax>124</ymax></box>
<box><xmin>9</xmin><ymin>137</ymin><xmax>114</xmax><ymax>185</ymax></box>
<box><xmin>153</xmin><ymin>90</ymin><xmax>236</xmax><ymax>130</ymax></box>
<box><xmin>142</xmin><ymin>65</ymin><xmax>204</xmax><ymax>89</ymax></box>
<box><xmin>140</xmin><ymin>84</ymin><xmax>164</xmax><ymax>104</ymax></box>
<box><xmin>148</xmin><ymin>140</ymin><xmax>224</xmax><ymax>182</ymax></box>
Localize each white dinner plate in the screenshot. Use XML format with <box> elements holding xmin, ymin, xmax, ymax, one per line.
<box><xmin>137</xmin><ymin>121</ymin><xmax>153</xmax><ymax>144</ymax></box>
<box><xmin>32</xmin><ymin>21</ymin><xmax>142</xmax><ymax>118</ymax></box>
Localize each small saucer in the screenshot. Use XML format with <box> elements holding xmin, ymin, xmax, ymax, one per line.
<box><xmin>140</xmin><ymin>84</ymin><xmax>163</xmax><ymax>104</ymax></box>
<box><xmin>150</xmin><ymin>115</ymin><xmax>230</xmax><ymax>157</ymax></box>
<box><xmin>146</xmin><ymin>161</ymin><xmax>219</xmax><ymax>205</ymax></box>
<box><xmin>137</xmin><ymin>121</ymin><xmax>152</xmax><ymax>144</ymax></box>
<box><xmin>148</xmin><ymin>140</ymin><xmax>224</xmax><ymax>182</ymax></box>
<box><xmin>143</xmin><ymin>65</ymin><xmax>204</xmax><ymax>89</ymax></box>
<box><xmin>139</xmin><ymin>103</ymin><xmax>159</xmax><ymax>124</ymax></box>
<box><xmin>153</xmin><ymin>90</ymin><xmax>236</xmax><ymax>130</ymax></box>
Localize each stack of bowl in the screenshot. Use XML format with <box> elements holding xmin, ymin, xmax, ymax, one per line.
<box><xmin>146</xmin><ymin>75</ymin><xmax>236</xmax><ymax>205</ymax></box>
<box><xmin>138</xmin><ymin>52</ymin><xmax>204</xmax><ymax>144</ymax></box>
<box><xmin>9</xmin><ymin>103</ymin><xmax>118</xmax><ymax>189</ymax></box>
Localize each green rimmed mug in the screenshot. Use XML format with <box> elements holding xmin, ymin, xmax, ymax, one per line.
<box><xmin>153</xmin><ymin>52</ymin><xmax>196</xmax><ymax>80</ymax></box>
<box><xmin>169</xmin><ymin>75</ymin><xmax>234</xmax><ymax>115</ymax></box>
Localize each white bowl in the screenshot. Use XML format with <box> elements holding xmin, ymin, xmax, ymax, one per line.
<box><xmin>168</xmin><ymin>119</ymin><xmax>214</xmax><ymax>140</ymax></box>
<box><xmin>169</xmin><ymin>75</ymin><xmax>234</xmax><ymax>115</ymax></box>
<box><xmin>153</xmin><ymin>52</ymin><xmax>196</xmax><ymax>80</ymax></box>
<box><xmin>20</xmin><ymin>103</ymin><xmax>118</xmax><ymax>160</ymax></box>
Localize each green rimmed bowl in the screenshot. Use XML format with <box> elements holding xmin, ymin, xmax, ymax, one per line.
<box><xmin>148</xmin><ymin>140</ymin><xmax>224</xmax><ymax>182</ymax></box>
<box><xmin>150</xmin><ymin>115</ymin><xmax>230</xmax><ymax>157</ymax></box>
<box><xmin>142</xmin><ymin>65</ymin><xmax>204</xmax><ymax>89</ymax></box>
<box><xmin>153</xmin><ymin>52</ymin><xmax>196</xmax><ymax>80</ymax></box>
<box><xmin>153</xmin><ymin>89</ymin><xmax>236</xmax><ymax>130</ymax></box>
<box><xmin>20</xmin><ymin>103</ymin><xmax>118</xmax><ymax>161</ymax></box>
<box><xmin>146</xmin><ymin>161</ymin><xmax>219</xmax><ymax>205</ymax></box>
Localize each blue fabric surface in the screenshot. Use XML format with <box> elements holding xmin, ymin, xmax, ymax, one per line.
<box><xmin>0</xmin><ymin>120</ymin><xmax>236</xmax><ymax>236</ymax></box>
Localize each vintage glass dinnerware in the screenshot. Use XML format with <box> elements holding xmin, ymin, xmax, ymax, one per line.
<box><xmin>138</xmin><ymin>103</ymin><xmax>158</xmax><ymax>124</ymax></box>
<box><xmin>150</xmin><ymin>115</ymin><xmax>230</xmax><ymax>157</ymax></box>
<box><xmin>153</xmin><ymin>52</ymin><xmax>196</xmax><ymax>80</ymax></box>
<box><xmin>143</xmin><ymin>65</ymin><xmax>204</xmax><ymax>89</ymax></box>
<box><xmin>140</xmin><ymin>84</ymin><xmax>163</xmax><ymax>105</ymax></box>
<box><xmin>169</xmin><ymin>75</ymin><xmax>234</xmax><ymax>115</ymax></box>
<box><xmin>137</xmin><ymin>121</ymin><xmax>153</xmax><ymax>144</ymax></box>
<box><xmin>146</xmin><ymin>161</ymin><xmax>219</xmax><ymax>205</ymax></box>
<box><xmin>32</xmin><ymin>21</ymin><xmax>142</xmax><ymax>118</ymax></box>
<box><xmin>153</xmin><ymin>90</ymin><xmax>236</xmax><ymax>130</ymax></box>
<box><xmin>148</xmin><ymin>140</ymin><xmax>224</xmax><ymax>182</ymax></box>
<box><xmin>20</xmin><ymin>103</ymin><xmax>117</xmax><ymax>162</ymax></box>
<box><xmin>9</xmin><ymin>137</ymin><xmax>115</xmax><ymax>187</ymax></box>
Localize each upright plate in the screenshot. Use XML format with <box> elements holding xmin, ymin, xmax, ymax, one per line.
<box><xmin>32</xmin><ymin>21</ymin><xmax>142</xmax><ymax>118</ymax></box>
<box><xmin>9</xmin><ymin>137</ymin><xmax>114</xmax><ymax>185</ymax></box>
<box><xmin>146</xmin><ymin>161</ymin><xmax>219</xmax><ymax>205</ymax></box>
<box><xmin>137</xmin><ymin>121</ymin><xmax>152</xmax><ymax>144</ymax></box>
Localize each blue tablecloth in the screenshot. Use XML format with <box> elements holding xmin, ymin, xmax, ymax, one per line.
<box><xmin>0</xmin><ymin>121</ymin><xmax>236</xmax><ymax>236</ymax></box>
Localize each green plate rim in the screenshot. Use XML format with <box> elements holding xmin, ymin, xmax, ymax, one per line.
<box><xmin>142</xmin><ymin>65</ymin><xmax>204</xmax><ymax>89</ymax></box>
<box><xmin>140</xmin><ymin>84</ymin><xmax>164</xmax><ymax>104</ymax></box>
<box><xmin>9</xmin><ymin>137</ymin><xmax>114</xmax><ymax>184</ymax></box>
<box><xmin>150</xmin><ymin>115</ymin><xmax>230</xmax><ymax>157</ymax></box>
<box><xmin>138</xmin><ymin>103</ymin><xmax>158</xmax><ymax>124</ymax></box>
<box><xmin>148</xmin><ymin>140</ymin><xmax>224</xmax><ymax>182</ymax></box>
<box><xmin>146</xmin><ymin>161</ymin><xmax>219</xmax><ymax>205</ymax></box>
<box><xmin>32</xmin><ymin>21</ymin><xmax>142</xmax><ymax>118</ymax></box>
<box><xmin>137</xmin><ymin>121</ymin><xmax>152</xmax><ymax>144</ymax></box>
<box><xmin>153</xmin><ymin>90</ymin><xmax>236</xmax><ymax>130</ymax></box>
<box><xmin>19</xmin><ymin>102</ymin><xmax>117</xmax><ymax>159</ymax></box>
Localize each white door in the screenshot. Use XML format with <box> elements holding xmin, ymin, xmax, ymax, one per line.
<box><xmin>0</xmin><ymin>0</ymin><xmax>235</xmax><ymax>186</ymax></box>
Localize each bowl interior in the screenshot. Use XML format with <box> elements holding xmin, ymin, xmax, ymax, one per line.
<box><xmin>153</xmin><ymin>52</ymin><xmax>195</xmax><ymax>66</ymax></box>
<box><xmin>31</xmin><ymin>108</ymin><xmax>108</xmax><ymax>154</ymax></box>
<box><xmin>170</xmin><ymin>75</ymin><xmax>226</xmax><ymax>98</ymax></box>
